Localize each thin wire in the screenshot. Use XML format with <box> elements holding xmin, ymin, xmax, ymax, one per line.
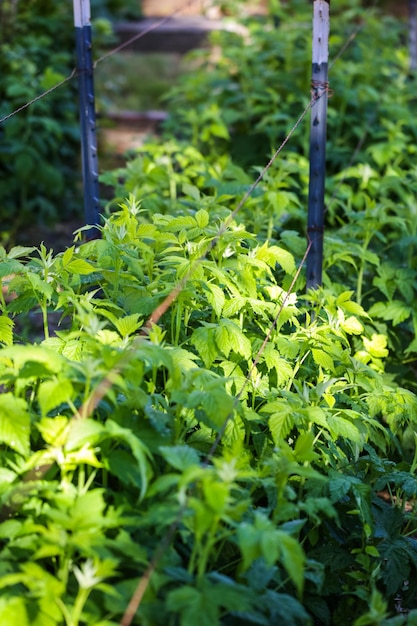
<box><xmin>0</xmin><ymin>1</ymin><xmax>357</xmax><ymax>128</ymax></box>
<box><xmin>329</xmin><ymin>21</ymin><xmax>364</xmax><ymax>70</ymax></box>
<box><xmin>118</xmin><ymin>94</ymin><xmax>324</xmax><ymax>626</ymax></box>
<box><xmin>119</xmin><ymin>238</ymin><xmax>312</xmax><ymax>626</ymax></box>
<box><xmin>0</xmin><ymin>0</ymin><xmax>202</xmax><ymax>126</ymax></box>
<box><xmin>0</xmin><ymin>4</ymin><xmax>368</xmax><ymax>617</ymax></box>
<box><xmin>94</xmin><ymin>0</ymin><xmax>200</xmax><ymax>66</ymax></box>
<box><xmin>203</xmin><ymin>239</ymin><xmax>312</xmax><ymax>466</ymax></box>
<box><xmin>143</xmin><ymin>95</ymin><xmax>317</xmax><ymax>331</ymax></box>
<box><xmin>0</xmin><ymin>68</ymin><xmax>78</xmax><ymax>126</ymax></box>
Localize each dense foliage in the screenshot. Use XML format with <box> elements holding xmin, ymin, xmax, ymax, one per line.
<box><xmin>0</xmin><ymin>0</ymin><xmax>141</xmax><ymax>239</ymax></box>
<box><xmin>1</xmin><ymin>1</ymin><xmax>417</xmax><ymax>624</ymax></box>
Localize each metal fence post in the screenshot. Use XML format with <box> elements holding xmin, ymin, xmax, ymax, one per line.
<box><xmin>73</xmin><ymin>0</ymin><xmax>100</xmax><ymax>235</ymax></box>
<box><xmin>306</xmin><ymin>0</ymin><xmax>330</xmax><ymax>291</ymax></box>
<box><xmin>410</xmin><ymin>0</ymin><xmax>417</xmax><ymax>71</ymax></box>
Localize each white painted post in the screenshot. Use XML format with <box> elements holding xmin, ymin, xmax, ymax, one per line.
<box><xmin>73</xmin><ymin>0</ymin><xmax>100</xmax><ymax>235</ymax></box>
<box><xmin>306</xmin><ymin>0</ymin><xmax>330</xmax><ymax>291</ymax></box>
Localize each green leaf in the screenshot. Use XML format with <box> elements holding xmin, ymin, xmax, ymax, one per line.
<box><xmin>0</xmin><ymin>259</ymin><xmax>26</xmax><ymax>278</ymax></box>
<box><xmin>379</xmin><ymin>538</ymin><xmax>411</xmax><ymax>595</ymax></box>
<box><xmin>38</xmin><ymin>378</ymin><xmax>73</xmax><ymax>416</ymax></box>
<box><xmin>0</xmin><ymin>393</ymin><xmax>30</xmax><ymax>456</ymax></box>
<box><xmin>105</xmin><ymin>420</ymin><xmax>153</xmax><ymax>500</ymax></box>
<box><xmin>195</xmin><ymin>208</ymin><xmax>209</xmax><ymax>228</ymax></box>
<box><xmin>328</xmin><ymin>471</ymin><xmax>359</xmax><ymax>503</ymax></box>
<box><xmin>368</xmin><ymin>301</ymin><xmax>412</xmax><ymax>326</ymax></box>
<box><xmin>0</xmin><ymin>316</ymin><xmax>13</xmax><ymax>346</ymax></box>
<box><xmin>37</xmin><ymin>416</ymin><xmax>69</xmax><ymax>446</ymax></box>
<box><xmin>262</xmin><ymin>344</ymin><xmax>294</xmax><ymax>385</ymax></box>
<box><xmin>339</xmin><ymin>312</ymin><xmax>364</xmax><ymax>335</ymax></box>
<box><xmin>294</xmin><ymin>431</ymin><xmax>319</xmax><ymax>463</ymax></box>
<box><xmin>205</xmin><ymin>283</ymin><xmax>225</xmax><ymax>317</ymax></box>
<box><xmin>216</xmin><ymin>319</ymin><xmax>252</xmax><ymax>359</ymax></box>
<box><xmin>312</xmin><ymin>349</ymin><xmax>334</xmax><ymax>371</ymax></box>
<box><xmin>0</xmin><ymin>596</ymin><xmax>29</xmax><ymax>626</ymax></box>
<box><xmin>222</xmin><ymin>296</ymin><xmax>246</xmax><ymax>317</ymax></box>
<box><xmin>0</xmin><ymin>345</ymin><xmax>64</xmax><ymax>376</ymax></box>
<box><xmin>7</xmin><ymin>246</ymin><xmax>36</xmax><ymax>259</ymax></box>
<box><xmin>256</xmin><ymin>243</ymin><xmax>296</xmax><ymax>274</ymax></box>
<box><xmin>61</xmin><ymin>245</ymin><xmax>74</xmax><ymax>267</ymax></box>
<box><xmin>26</xmin><ymin>272</ymin><xmax>54</xmax><ymax>299</ymax></box>
<box><xmin>65</xmin><ymin>419</ymin><xmax>107</xmax><ymax>451</ymax></box>
<box><xmin>65</xmin><ymin>259</ymin><xmax>96</xmax><ymax>275</ymax></box>
<box><xmin>327</xmin><ymin>413</ymin><xmax>364</xmax><ymax>445</ymax></box>
<box><xmin>363</xmin><ymin>334</ymin><xmax>389</xmax><ymax>358</ymax></box>
<box><xmin>167</xmin><ymin>585</ymin><xmax>219</xmax><ymax>626</ymax></box>
<box><xmin>182</xmin><ymin>184</ymin><xmax>201</xmax><ymax>202</ymax></box>
<box><xmin>276</xmin><ymin>530</ymin><xmax>305</xmax><ymax>595</ymax></box>
<box><xmin>269</xmin><ymin>410</ymin><xmax>294</xmax><ymax>443</ymax></box>
<box><xmin>113</xmin><ymin>313</ymin><xmax>142</xmax><ymax>337</ymax></box>
<box><xmin>191</xmin><ymin>326</ymin><xmax>219</xmax><ymax>367</ymax></box>
<box><xmin>159</xmin><ymin>445</ymin><xmax>200</xmax><ymax>471</ymax></box>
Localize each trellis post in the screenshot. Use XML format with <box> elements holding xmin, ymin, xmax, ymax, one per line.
<box><xmin>73</xmin><ymin>0</ymin><xmax>100</xmax><ymax>235</ymax></box>
<box><xmin>306</xmin><ymin>0</ymin><xmax>330</xmax><ymax>290</ymax></box>
<box><xmin>410</xmin><ymin>0</ymin><xmax>417</xmax><ymax>71</ymax></box>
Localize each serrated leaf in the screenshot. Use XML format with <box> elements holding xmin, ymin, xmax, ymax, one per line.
<box><xmin>215</xmin><ymin>322</ymin><xmax>231</xmax><ymax>358</ymax></box>
<box><xmin>26</xmin><ymin>272</ymin><xmax>54</xmax><ymax>299</ymax></box>
<box><xmin>7</xmin><ymin>246</ymin><xmax>36</xmax><ymax>259</ymax></box>
<box><xmin>37</xmin><ymin>416</ymin><xmax>69</xmax><ymax>446</ymax></box>
<box><xmin>168</xmin><ymin>347</ymin><xmax>200</xmax><ymax>371</ymax></box>
<box><xmin>262</xmin><ymin>344</ymin><xmax>294</xmax><ymax>385</ymax></box>
<box><xmin>363</xmin><ymin>334</ymin><xmax>389</xmax><ymax>358</ymax></box>
<box><xmin>222</xmin><ymin>296</ymin><xmax>246</xmax><ymax>317</ymax></box>
<box><xmin>0</xmin><ymin>345</ymin><xmax>64</xmax><ymax>376</ymax></box>
<box><xmin>195</xmin><ymin>208</ymin><xmax>209</xmax><ymax>228</ymax></box>
<box><xmin>38</xmin><ymin>378</ymin><xmax>73</xmax><ymax>416</ymax></box>
<box><xmin>328</xmin><ymin>472</ymin><xmax>358</xmax><ymax>503</ymax></box>
<box><xmin>0</xmin><ymin>316</ymin><xmax>14</xmax><ymax>346</ymax></box>
<box><xmin>65</xmin><ymin>419</ymin><xmax>107</xmax><ymax>451</ymax></box>
<box><xmin>312</xmin><ymin>349</ymin><xmax>334</xmax><ymax>371</ymax></box>
<box><xmin>113</xmin><ymin>313</ymin><xmax>142</xmax><ymax>338</ymax></box>
<box><xmin>62</xmin><ymin>246</ymin><xmax>74</xmax><ymax>267</ymax></box>
<box><xmin>368</xmin><ymin>301</ymin><xmax>412</xmax><ymax>326</ymax></box>
<box><xmin>66</xmin><ymin>259</ymin><xmax>96</xmax><ymax>275</ymax></box>
<box><xmin>62</xmin><ymin>339</ymin><xmax>84</xmax><ymax>361</ymax></box>
<box><xmin>191</xmin><ymin>326</ymin><xmax>218</xmax><ymax>367</ymax></box>
<box><xmin>269</xmin><ymin>411</ymin><xmax>294</xmax><ymax>443</ymax></box>
<box><xmin>379</xmin><ymin>538</ymin><xmax>410</xmax><ymax>595</ymax></box>
<box><xmin>205</xmin><ymin>283</ymin><xmax>225</xmax><ymax>317</ymax></box>
<box><xmin>339</xmin><ymin>311</ymin><xmax>364</xmax><ymax>335</ymax></box>
<box><xmin>327</xmin><ymin>414</ymin><xmax>364</xmax><ymax>445</ymax></box>
<box><xmin>217</xmin><ymin>319</ymin><xmax>251</xmax><ymax>359</ymax></box>
<box><xmin>0</xmin><ymin>259</ymin><xmax>26</xmax><ymax>278</ymax></box>
<box><xmin>0</xmin><ymin>393</ymin><xmax>30</xmax><ymax>456</ymax></box>
<box><xmin>256</xmin><ymin>243</ymin><xmax>296</xmax><ymax>274</ymax></box>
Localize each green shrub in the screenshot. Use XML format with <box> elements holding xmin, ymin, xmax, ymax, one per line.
<box><xmin>0</xmin><ymin>0</ymin><xmax>141</xmax><ymax>239</ymax></box>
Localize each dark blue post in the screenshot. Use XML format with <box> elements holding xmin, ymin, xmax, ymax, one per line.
<box><xmin>410</xmin><ymin>0</ymin><xmax>417</xmax><ymax>71</ymax></box>
<box><xmin>73</xmin><ymin>0</ymin><xmax>100</xmax><ymax>235</ymax></box>
<box><xmin>306</xmin><ymin>0</ymin><xmax>330</xmax><ymax>290</ymax></box>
